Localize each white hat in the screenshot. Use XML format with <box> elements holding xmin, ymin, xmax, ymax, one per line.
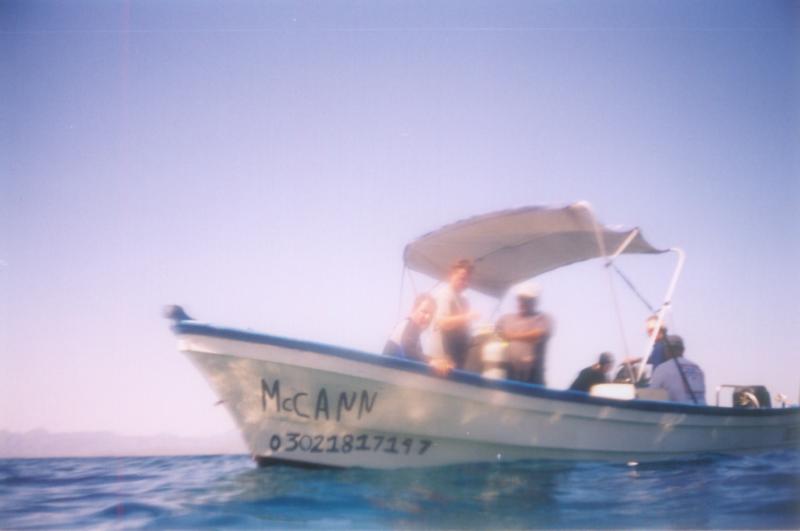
<box><xmin>514</xmin><ymin>282</ymin><xmax>541</xmax><ymax>299</ymax></box>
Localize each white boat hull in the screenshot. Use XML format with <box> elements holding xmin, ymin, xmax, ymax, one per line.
<box><xmin>175</xmin><ymin>322</ymin><xmax>800</xmax><ymax>469</ymax></box>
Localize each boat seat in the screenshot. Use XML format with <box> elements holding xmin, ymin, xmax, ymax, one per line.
<box><xmin>590</xmin><ymin>383</ymin><xmax>636</xmax><ymax>400</ymax></box>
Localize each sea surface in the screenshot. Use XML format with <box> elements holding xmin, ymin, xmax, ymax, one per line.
<box><xmin>1</xmin><ymin>452</ymin><xmax>798</xmax><ymax>529</ymax></box>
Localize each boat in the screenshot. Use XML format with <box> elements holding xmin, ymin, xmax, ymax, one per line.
<box><xmin>166</xmin><ymin>203</ymin><xmax>800</xmax><ymax>468</ymax></box>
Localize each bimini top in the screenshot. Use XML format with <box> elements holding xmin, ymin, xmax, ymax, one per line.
<box><xmin>403</xmin><ymin>202</ymin><xmax>667</xmax><ymax>297</ymax></box>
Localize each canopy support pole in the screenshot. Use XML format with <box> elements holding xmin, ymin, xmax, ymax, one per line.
<box><xmin>584</xmin><ymin>204</ymin><xmax>634</xmax><ymax>376</ymax></box>
<box><xmin>607</xmin><ymin>228</ymin><xmax>640</xmax><ymax>262</ymax></box>
<box><xmin>611</xmin><ymin>265</ymin><xmax>657</xmax><ymax>314</ymax></box>
<box><xmin>602</xmin><ymin>228</ymin><xmax>643</xmax><ymax>382</ymax></box>
<box><xmin>634</xmin><ymin>247</ymin><xmax>686</xmax><ymax>383</ymax></box>
<box><xmin>397</xmin><ymin>265</ymin><xmax>422</xmax><ymax>321</ymax></box>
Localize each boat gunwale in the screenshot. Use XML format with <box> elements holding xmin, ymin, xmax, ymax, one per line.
<box><xmin>173</xmin><ymin>321</ymin><xmax>799</xmax><ymax>419</ymax></box>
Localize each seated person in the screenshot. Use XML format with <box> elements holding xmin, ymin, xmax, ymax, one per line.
<box><xmin>613</xmin><ymin>356</ymin><xmax>644</xmax><ymax>384</ymax></box>
<box><xmin>649</xmin><ymin>335</ymin><xmax>706</xmax><ymax>405</ymax></box>
<box><xmin>383</xmin><ymin>294</ymin><xmax>436</xmax><ymax>362</ymax></box>
<box><xmin>569</xmin><ymin>352</ymin><xmax>615</xmax><ymax>392</ymax></box>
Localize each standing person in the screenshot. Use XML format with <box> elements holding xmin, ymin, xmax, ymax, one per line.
<box><xmin>383</xmin><ymin>294</ymin><xmax>437</xmax><ymax>362</ymax></box>
<box><xmin>617</xmin><ymin>315</ymin><xmax>668</xmax><ymax>384</ymax></box>
<box><xmin>495</xmin><ymin>282</ymin><xmax>554</xmax><ymax>385</ymax></box>
<box><xmin>431</xmin><ymin>259</ymin><xmax>479</xmax><ymax>370</ymax></box>
<box><xmin>649</xmin><ymin>335</ymin><xmax>706</xmax><ymax>405</ymax></box>
<box><xmin>569</xmin><ymin>352</ymin><xmax>615</xmax><ymax>392</ymax></box>
<box><xmin>645</xmin><ymin>315</ymin><xmax>669</xmax><ymax>369</ymax></box>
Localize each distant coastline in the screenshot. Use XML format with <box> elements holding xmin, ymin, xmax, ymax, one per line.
<box><xmin>0</xmin><ymin>429</ymin><xmax>247</xmax><ymax>458</ymax></box>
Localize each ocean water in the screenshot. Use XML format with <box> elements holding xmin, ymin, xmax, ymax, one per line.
<box><xmin>1</xmin><ymin>452</ymin><xmax>798</xmax><ymax>529</ymax></box>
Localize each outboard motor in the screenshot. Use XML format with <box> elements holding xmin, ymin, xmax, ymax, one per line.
<box><xmin>732</xmin><ymin>386</ymin><xmax>771</xmax><ymax>409</ymax></box>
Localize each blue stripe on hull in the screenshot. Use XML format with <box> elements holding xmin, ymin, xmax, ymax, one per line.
<box><xmin>173</xmin><ymin>321</ymin><xmax>800</xmax><ymax>419</ymax></box>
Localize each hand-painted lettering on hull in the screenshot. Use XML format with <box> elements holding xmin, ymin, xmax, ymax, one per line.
<box><xmin>261</xmin><ymin>378</ymin><xmax>378</xmax><ymax>422</ymax></box>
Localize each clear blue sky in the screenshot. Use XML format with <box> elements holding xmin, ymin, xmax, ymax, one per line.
<box><xmin>1</xmin><ymin>1</ymin><xmax>798</xmax><ymax>438</ymax></box>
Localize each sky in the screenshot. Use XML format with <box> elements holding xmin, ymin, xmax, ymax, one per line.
<box><xmin>1</xmin><ymin>0</ymin><xmax>798</xmax><ymax>440</ymax></box>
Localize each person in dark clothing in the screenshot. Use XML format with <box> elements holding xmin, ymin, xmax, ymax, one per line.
<box><xmin>569</xmin><ymin>352</ymin><xmax>615</xmax><ymax>393</ymax></box>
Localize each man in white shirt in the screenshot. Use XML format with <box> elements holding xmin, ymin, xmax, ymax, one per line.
<box><xmin>431</xmin><ymin>259</ymin><xmax>479</xmax><ymax>370</ymax></box>
<box><xmin>649</xmin><ymin>335</ymin><xmax>706</xmax><ymax>405</ymax></box>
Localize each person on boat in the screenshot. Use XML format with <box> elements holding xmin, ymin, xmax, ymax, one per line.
<box><xmin>645</xmin><ymin>315</ymin><xmax>669</xmax><ymax>369</ymax></box>
<box><xmin>495</xmin><ymin>282</ymin><xmax>554</xmax><ymax>385</ymax></box>
<box><xmin>383</xmin><ymin>293</ymin><xmax>437</xmax><ymax>362</ymax></box>
<box><xmin>616</xmin><ymin>316</ymin><xmax>666</xmax><ymax>384</ymax></box>
<box><xmin>611</xmin><ymin>357</ymin><xmax>644</xmax><ymax>385</ymax></box>
<box><xmin>569</xmin><ymin>352</ymin><xmax>615</xmax><ymax>393</ymax></box>
<box><xmin>649</xmin><ymin>335</ymin><xmax>707</xmax><ymax>405</ymax></box>
<box><xmin>431</xmin><ymin>259</ymin><xmax>479</xmax><ymax>370</ymax></box>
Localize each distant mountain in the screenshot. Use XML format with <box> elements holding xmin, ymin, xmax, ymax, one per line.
<box><xmin>0</xmin><ymin>429</ymin><xmax>247</xmax><ymax>458</ymax></box>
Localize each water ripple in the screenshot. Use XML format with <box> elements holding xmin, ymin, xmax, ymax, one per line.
<box><xmin>0</xmin><ymin>451</ymin><xmax>797</xmax><ymax>529</ymax></box>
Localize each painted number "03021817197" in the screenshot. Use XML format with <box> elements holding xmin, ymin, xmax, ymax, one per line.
<box><xmin>269</xmin><ymin>433</ymin><xmax>432</xmax><ymax>456</ymax></box>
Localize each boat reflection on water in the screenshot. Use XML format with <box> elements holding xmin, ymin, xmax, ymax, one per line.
<box><xmin>221</xmin><ymin>459</ymin><xmax>570</xmax><ymax>526</ymax></box>
<box><xmin>212</xmin><ymin>452</ymin><xmax>798</xmax><ymax>529</ymax></box>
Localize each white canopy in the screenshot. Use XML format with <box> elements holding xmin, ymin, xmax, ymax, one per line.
<box><xmin>403</xmin><ymin>202</ymin><xmax>667</xmax><ymax>297</ymax></box>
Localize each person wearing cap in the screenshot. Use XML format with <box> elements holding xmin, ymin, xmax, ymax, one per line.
<box><xmin>649</xmin><ymin>335</ymin><xmax>706</xmax><ymax>405</ymax></box>
<box><xmin>430</xmin><ymin>259</ymin><xmax>480</xmax><ymax>370</ymax></box>
<box><xmin>495</xmin><ymin>282</ymin><xmax>554</xmax><ymax>385</ymax></box>
<box><xmin>569</xmin><ymin>352</ymin><xmax>615</xmax><ymax>393</ymax></box>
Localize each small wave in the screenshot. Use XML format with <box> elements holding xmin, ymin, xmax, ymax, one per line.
<box><xmin>0</xmin><ymin>452</ymin><xmax>797</xmax><ymax>529</ymax></box>
<box><xmin>91</xmin><ymin>500</ymin><xmax>171</xmax><ymax>521</ymax></box>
